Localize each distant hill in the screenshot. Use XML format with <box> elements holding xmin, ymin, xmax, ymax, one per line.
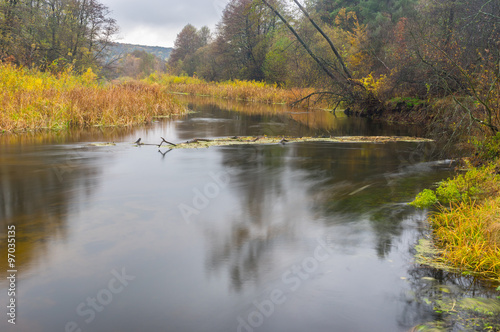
<box><xmin>107</xmin><ymin>42</ymin><xmax>173</xmax><ymax>61</ymax></box>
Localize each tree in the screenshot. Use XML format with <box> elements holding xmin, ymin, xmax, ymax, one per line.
<box><xmin>260</xmin><ymin>0</ymin><xmax>369</xmax><ymax>107</ymax></box>
<box><xmin>403</xmin><ymin>0</ymin><xmax>500</xmax><ymax>133</ymax></box>
<box><xmin>169</xmin><ymin>24</ymin><xmax>201</xmax><ymax>65</ymax></box>
<box><xmin>116</xmin><ymin>50</ymin><xmax>167</xmax><ymax>78</ymax></box>
<box><xmin>215</xmin><ymin>0</ymin><xmax>277</xmax><ymax>81</ymax></box>
<box><xmin>168</xmin><ymin>24</ymin><xmax>211</xmax><ymax>75</ymax></box>
<box><xmin>0</xmin><ymin>0</ymin><xmax>117</xmax><ymax>72</ymax></box>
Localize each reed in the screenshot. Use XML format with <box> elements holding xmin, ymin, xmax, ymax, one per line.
<box><xmin>144</xmin><ymin>74</ymin><xmax>321</xmax><ymax>106</ymax></box>
<box><xmin>0</xmin><ymin>64</ymin><xmax>186</xmax><ymax>132</ymax></box>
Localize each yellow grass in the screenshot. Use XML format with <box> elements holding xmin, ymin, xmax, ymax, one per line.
<box><xmin>0</xmin><ymin>64</ymin><xmax>186</xmax><ymax>132</ymax></box>
<box><xmin>412</xmin><ymin>158</ymin><xmax>500</xmax><ymax>280</ymax></box>
<box><xmin>144</xmin><ymin>74</ymin><xmax>321</xmax><ymax>106</ymax></box>
<box><xmin>431</xmin><ymin>198</ymin><xmax>500</xmax><ymax>280</ymax></box>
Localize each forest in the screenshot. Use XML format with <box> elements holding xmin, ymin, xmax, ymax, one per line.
<box><xmin>166</xmin><ymin>0</ymin><xmax>500</xmax><ymax>138</ymax></box>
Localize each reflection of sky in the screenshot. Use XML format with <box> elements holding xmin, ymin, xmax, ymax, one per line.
<box><xmin>0</xmin><ymin>102</ymin><xmax>458</xmax><ymax>332</ymax></box>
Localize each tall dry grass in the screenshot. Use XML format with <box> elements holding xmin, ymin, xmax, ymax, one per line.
<box><xmin>144</xmin><ymin>74</ymin><xmax>321</xmax><ymax>106</ymax></box>
<box><xmin>431</xmin><ymin>198</ymin><xmax>500</xmax><ymax>279</ymax></box>
<box><xmin>0</xmin><ymin>64</ymin><xmax>186</xmax><ymax>132</ymax></box>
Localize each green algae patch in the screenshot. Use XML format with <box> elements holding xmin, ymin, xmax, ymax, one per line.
<box><xmin>414</xmin><ymin>297</ymin><xmax>500</xmax><ymax>331</ymax></box>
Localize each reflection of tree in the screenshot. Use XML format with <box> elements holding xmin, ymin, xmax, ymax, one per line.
<box><xmin>203</xmin><ymin>140</ymin><xmax>453</xmax><ymax>294</ymax></box>
<box><xmin>205</xmin><ymin>145</ymin><xmax>296</xmax><ymax>292</ymax></box>
<box><xmin>175</xmin><ymin>95</ymin><xmax>424</xmax><ymax>139</ymax></box>
<box><xmin>0</xmin><ymin>132</ymin><xmax>119</xmax><ymax>280</ymax></box>
<box><xmin>289</xmin><ymin>142</ymin><xmax>453</xmax><ymax>259</ymax></box>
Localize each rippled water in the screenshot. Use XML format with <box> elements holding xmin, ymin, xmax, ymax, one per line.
<box><xmin>0</xmin><ymin>98</ymin><xmax>471</xmax><ymax>331</ymax></box>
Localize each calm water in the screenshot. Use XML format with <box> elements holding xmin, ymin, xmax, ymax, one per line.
<box><xmin>0</xmin><ymin>98</ymin><xmax>485</xmax><ymax>331</ymax></box>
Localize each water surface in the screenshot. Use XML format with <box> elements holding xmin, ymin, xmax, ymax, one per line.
<box><xmin>0</xmin><ymin>99</ymin><xmax>478</xmax><ymax>332</ymax></box>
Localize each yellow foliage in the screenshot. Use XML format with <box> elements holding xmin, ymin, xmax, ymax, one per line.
<box><xmin>333</xmin><ymin>9</ymin><xmax>372</xmax><ymax>78</ymax></box>
<box><xmin>81</xmin><ymin>67</ymin><xmax>97</xmax><ymax>85</ymax></box>
<box><xmin>359</xmin><ymin>73</ymin><xmax>388</xmax><ymax>97</ymax></box>
<box><xmin>335</xmin><ymin>8</ymin><xmax>359</xmax><ymax>31</ymax></box>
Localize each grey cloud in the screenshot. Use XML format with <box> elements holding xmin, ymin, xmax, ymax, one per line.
<box><xmin>100</xmin><ymin>0</ymin><xmax>229</xmax><ymax>46</ymax></box>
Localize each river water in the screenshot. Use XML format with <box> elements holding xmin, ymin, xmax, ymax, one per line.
<box><xmin>0</xmin><ymin>98</ymin><xmax>491</xmax><ymax>331</ymax></box>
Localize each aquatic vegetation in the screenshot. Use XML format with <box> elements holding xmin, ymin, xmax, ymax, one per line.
<box><xmin>143</xmin><ymin>74</ymin><xmax>320</xmax><ymax>107</ymax></box>
<box><xmin>415</xmin><ymin>297</ymin><xmax>500</xmax><ymax>331</ymax></box>
<box><xmin>0</xmin><ymin>63</ymin><xmax>186</xmax><ymax>132</ymax></box>
<box><xmin>411</xmin><ymin>189</ymin><xmax>438</xmax><ymax>209</ymax></box>
<box><xmin>140</xmin><ymin>135</ymin><xmax>434</xmax><ymax>149</ymax></box>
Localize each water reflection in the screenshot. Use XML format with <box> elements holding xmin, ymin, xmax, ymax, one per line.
<box><xmin>0</xmin><ymin>98</ymin><xmax>478</xmax><ymax>332</ymax></box>
<box><xmin>174</xmin><ymin>95</ymin><xmax>423</xmax><ymax>139</ymax></box>
<box><xmin>206</xmin><ymin>139</ymin><xmax>455</xmax><ymax>298</ymax></box>
<box><xmin>0</xmin><ymin>139</ymin><xmax>114</xmax><ymax>278</ymax></box>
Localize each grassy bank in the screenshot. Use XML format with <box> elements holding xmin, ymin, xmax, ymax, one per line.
<box><xmin>0</xmin><ymin>64</ymin><xmax>186</xmax><ymax>132</ymax></box>
<box><xmin>143</xmin><ymin>74</ymin><xmax>319</xmax><ymax>106</ymax></box>
<box><xmin>411</xmin><ymin>137</ymin><xmax>500</xmax><ymax>281</ymax></box>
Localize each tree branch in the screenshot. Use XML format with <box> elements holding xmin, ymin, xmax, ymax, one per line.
<box><xmin>259</xmin><ymin>0</ymin><xmax>339</xmax><ymax>83</ymax></box>
<box><xmin>291</xmin><ymin>0</ymin><xmax>352</xmax><ymax>80</ymax></box>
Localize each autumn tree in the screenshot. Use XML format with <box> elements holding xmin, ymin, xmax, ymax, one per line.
<box><xmin>168</xmin><ymin>24</ymin><xmax>211</xmax><ymax>76</ymax></box>
<box><xmin>117</xmin><ymin>50</ymin><xmax>167</xmax><ymax>79</ymax></box>
<box><xmin>215</xmin><ymin>0</ymin><xmax>277</xmax><ymax>81</ymax></box>
<box><xmin>402</xmin><ymin>0</ymin><xmax>500</xmax><ymax>133</ymax></box>
<box><xmin>0</xmin><ymin>0</ymin><xmax>117</xmax><ymax>72</ymax></box>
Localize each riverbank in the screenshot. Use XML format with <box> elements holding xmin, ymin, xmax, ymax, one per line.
<box><xmin>0</xmin><ymin>64</ymin><xmax>186</xmax><ymax>133</ymax></box>
<box><xmin>410</xmin><ymin>135</ymin><xmax>500</xmax><ymax>282</ymax></box>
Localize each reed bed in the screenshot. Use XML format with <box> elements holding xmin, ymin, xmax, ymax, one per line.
<box><xmin>0</xmin><ymin>64</ymin><xmax>186</xmax><ymax>132</ymax></box>
<box><xmin>144</xmin><ymin>74</ymin><xmax>319</xmax><ymax>106</ymax></box>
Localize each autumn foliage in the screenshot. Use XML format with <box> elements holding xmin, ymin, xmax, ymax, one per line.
<box><xmin>168</xmin><ymin>0</ymin><xmax>499</xmax><ymax>135</ymax></box>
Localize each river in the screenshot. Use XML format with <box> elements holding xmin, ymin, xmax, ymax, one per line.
<box><xmin>0</xmin><ymin>97</ymin><xmax>496</xmax><ymax>331</ymax></box>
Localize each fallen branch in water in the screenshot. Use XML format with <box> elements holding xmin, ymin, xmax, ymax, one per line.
<box><xmin>159</xmin><ymin>137</ymin><xmax>177</xmax><ymax>148</ymax></box>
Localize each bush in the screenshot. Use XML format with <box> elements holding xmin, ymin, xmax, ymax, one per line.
<box><xmin>410</xmin><ymin>189</ymin><xmax>438</xmax><ymax>208</ymax></box>
<box><xmin>473</xmin><ymin>132</ymin><xmax>500</xmax><ymax>164</ymax></box>
<box><xmin>410</xmin><ymin>162</ymin><xmax>500</xmax><ymax>208</ymax></box>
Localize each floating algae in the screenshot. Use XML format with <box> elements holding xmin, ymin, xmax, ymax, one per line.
<box><xmin>155</xmin><ymin>135</ymin><xmax>434</xmax><ymax>149</ymax></box>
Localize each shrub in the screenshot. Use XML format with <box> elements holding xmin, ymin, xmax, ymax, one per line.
<box><xmin>410</xmin><ymin>189</ymin><xmax>438</xmax><ymax>208</ymax></box>
<box><xmin>410</xmin><ymin>162</ymin><xmax>500</xmax><ymax>208</ymax></box>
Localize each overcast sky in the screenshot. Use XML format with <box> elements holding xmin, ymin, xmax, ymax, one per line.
<box><xmin>99</xmin><ymin>0</ymin><xmax>230</xmax><ymax>48</ymax></box>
